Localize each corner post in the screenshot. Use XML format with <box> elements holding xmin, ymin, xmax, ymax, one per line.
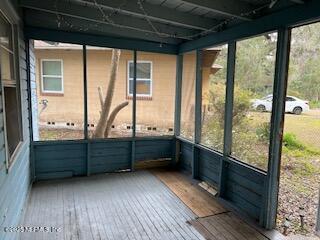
<box><xmin>174</xmin><ymin>54</ymin><xmax>183</xmax><ymax>166</ymax></box>
<box><xmin>192</xmin><ymin>50</ymin><xmax>202</xmax><ymax>179</ymax></box>
<box><xmin>131</xmin><ymin>50</ymin><xmax>137</xmax><ymax>171</ymax></box>
<box><xmin>263</xmin><ymin>28</ymin><xmax>291</xmax><ymax>229</ymax></box>
<box><xmin>83</xmin><ymin>45</ymin><xmax>90</xmax><ymax>176</ymax></box>
<box><xmin>220</xmin><ymin>41</ymin><xmax>236</xmax><ymax>197</ymax></box>
<box><xmin>174</xmin><ymin>54</ymin><xmax>183</xmax><ymax>137</ymax></box>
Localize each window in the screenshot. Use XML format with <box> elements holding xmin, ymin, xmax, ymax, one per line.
<box><xmin>0</xmin><ymin>12</ymin><xmax>22</xmax><ymax>164</ymax></box>
<box><xmin>231</xmin><ymin>33</ymin><xmax>278</xmax><ymax>171</ymax></box>
<box><xmin>41</xmin><ymin>59</ymin><xmax>63</xmax><ymax>93</ymax></box>
<box><xmin>87</xmin><ymin>47</ymin><xmax>133</xmax><ymax>139</ymax></box>
<box><xmin>200</xmin><ymin>45</ymin><xmax>228</xmax><ymax>152</ymax></box>
<box><xmin>135</xmin><ymin>52</ymin><xmax>175</xmax><ymax>136</ymax></box>
<box><xmin>180</xmin><ymin>51</ymin><xmax>196</xmax><ymax>140</ymax></box>
<box><xmin>33</xmin><ymin>41</ymin><xmax>83</xmax><ymax>141</ymax></box>
<box><xmin>286</xmin><ymin>96</ymin><xmax>295</xmax><ymax>101</ymax></box>
<box><xmin>128</xmin><ymin>61</ymin><xmax>152</xmax><ymax>97</ymax></box>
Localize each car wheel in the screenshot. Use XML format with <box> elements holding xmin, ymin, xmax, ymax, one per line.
<box><xmin>293</xmin><ymin>107</ymin><xmax>302</xmax><ymax>115</ymax></box>
<box><xmin>257</xmin><ymin>105</ymin><xmax>266</xmax><ymax>112</ymax></box>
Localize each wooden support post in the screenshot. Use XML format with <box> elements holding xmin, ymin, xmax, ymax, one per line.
<box><xmin>83</xmin><ymin>45</ymin><xmax>88</xmax><ymax>140</ymax></box>
<box><xmin>131</xmin><ymin>50</ymin><xmax>137</xmax><ymax>171</ymax></box>
<box><xmin>263</xmin><ymin>28</ymin><xmax>291</xmax><ymax>229</ymax></box>
<box><xmin>192</xmin><ymin>50</ymin><xmax>202</xmax><ymax>179</ymax></box>
<box><xmin>83</xmin><ymin>45</ymin><xmax>90</xmax><ymax>176</ymax></box>
<box><xmin>219</xmin><ymin>41</ymin><xmax>236</xmax><ymax>197</ymax></box>
<box><xmin>174</xmin><ymin>54</ymin><xmax>182</xmax><ymax>137</ymax></box>
<box><xmin>173</xmin><ymin>54</ymin><xmax>183</xmax><ymax>167</ymax></box>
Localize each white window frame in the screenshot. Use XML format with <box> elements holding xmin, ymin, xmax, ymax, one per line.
<box><xmin>0</xmin><ymin>8</ymin><xmax>24</xmax><ymax>171</ymax></box>
<box><xmin>41</xmin><ymin>59</ymin><xmax>64</xmax><ymax>94</ymax></box>
<box><xmin>127</xmin><ymin>60</ymin><xmax>153</xmax><ymax>97</ymax></box>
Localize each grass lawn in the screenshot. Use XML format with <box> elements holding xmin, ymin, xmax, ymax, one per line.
<box><xmin>284</xmin><ymin>110</ymin><xmax>320</xmax><ymax>149</ymax></box>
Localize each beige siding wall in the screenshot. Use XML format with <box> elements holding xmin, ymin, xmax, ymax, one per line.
<box><xmin>35</xmin><ymin>49</ymin><xmax>181</xmax><ymax>129</ymax></box>
<box><xmin>35</xmin><ymin>49</ymin><xmax>84</xmax><ymax>125</ymax></box>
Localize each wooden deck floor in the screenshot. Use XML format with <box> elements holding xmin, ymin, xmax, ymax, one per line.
<box><xmin>20</xmin><ymin>170</ymin><xmax>276</xmax><ymax>240</ymax></box>
<box><xmin>20</xmin><ymin>171</ymin><xmax>204</xmax><ymax>240</ymax></box>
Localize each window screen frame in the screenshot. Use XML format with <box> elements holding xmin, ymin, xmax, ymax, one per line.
<box><xmin>40</xmin><ymin>59</ymin><xmax>64</xmax><ymax>94</ymax></box>
<box><xmin>127</xmin><ymin>60</ymin><xmax>153</xmax><ymax>97</ymax></box>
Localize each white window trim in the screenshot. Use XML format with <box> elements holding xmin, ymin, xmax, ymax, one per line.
<box><xmin>127</xmin><ymin>60</ymin><xmax>153</xmax><ymax>97</ymax></box>
<box><xmin>0</xmin><ymin>9</ymin><xmax>24</xmax><ymax>172</ymax></box>
<box><xmin>40</xmin><ymin>59</ymin><xmax>64</xmax><ymax>94</ymax></box>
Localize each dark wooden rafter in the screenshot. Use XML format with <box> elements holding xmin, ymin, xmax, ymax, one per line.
<box><xmin>180</xmin><ymin>0</ymin><xmax>256</xmax><ymax>21</ymax></box>
<box><xmin>21</xmin><ymin>0</ymin><xmax>201</xmax><ymax>44</ymax></box>
<box><xmin>23</xmin><ymin>9</ymin><xmax>180</xmax><ymax>44</ymax></box>
<box><xmin>20</xmin><ymin>0</ymin><xmax>220</xmax><ymax>32</ymax></box>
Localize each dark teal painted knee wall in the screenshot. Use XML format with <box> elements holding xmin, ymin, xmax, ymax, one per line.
<box><xmin>33</xmin><ymin>137</ymin><xmax>175</xmax><ymax>181</ymax></box>
<box><xmin>177</xmin><ymin>139</ymin><xmax>266</xmax><ymax>224</ymax></box>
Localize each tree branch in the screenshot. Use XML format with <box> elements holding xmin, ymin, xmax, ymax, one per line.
<box><xmin>104</xmin><ymin>101</ymin><xmax>129</xmax><ymax>137</ymax></box>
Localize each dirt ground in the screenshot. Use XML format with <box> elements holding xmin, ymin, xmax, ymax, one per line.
<box><xmin>277</xmin><ymin>109</ymin><xmax>320</xmax><ymax>238</ymax></box>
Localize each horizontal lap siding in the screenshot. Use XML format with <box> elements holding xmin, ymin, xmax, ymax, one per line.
<box><xmin>90</xmin><ymin>141</ymin><xmax>131</xmax><ymax>174</ymax></box>
<box><xmin>0</xmin><ymin>34</ymin><xmax>31</xmax><ymax>240</ymax></box>
<box><xmin>225</xmin><ymin>161</ymin><xmax>266</xmax><ymax>221</ymax></box>
<box><xmin>135</xmin><ymin>138</ymin><xmax>174</xmax><ymax>161</ymax></box>
<box><xmin>179</xmin><ymin>141</ymin><xmax>192</xmax><ymax>172</ymax></box>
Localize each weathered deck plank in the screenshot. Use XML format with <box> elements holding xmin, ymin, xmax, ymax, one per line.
<box><xmin>20</xmin><ymin>171</ymin><xmax>203</xmax><ymax>240</ymax></box>
<box><xmin>191</xmin><ymin>212</ymin><xmax>268</xmax><ymax>240</ymax></box>
<box><xmin>152</xmin><ymin>170</ymin><xmax>227</xmax><ymax>217</ymax></box>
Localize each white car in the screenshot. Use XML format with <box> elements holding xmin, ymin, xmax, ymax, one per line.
<box><xmin>252</xmin><ymin>95</ymin><xmax>310</xmax><ymax>115</ymax></box>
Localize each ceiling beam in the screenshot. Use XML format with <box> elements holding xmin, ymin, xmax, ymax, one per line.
<box><xmin>20</xmin><ymin>0</ymin><xmax>200</xmax><ymax>41</ymax></box>
<box><xmin>179</xmin><ymin>0</ymin><xmax>320</xmax><ymax>53</ymax></box>
<box><xmin>25</xmin><ymin>26</ymin><xmax>178</xmax><ymax>54</ymax></box>
<box><xmin>180</xmin><ymin>0</ymin><xmax>256</xmax><ymax>21</ymax></box>
<box><xmin>66</xmin><ymin>0</ymin><xmax>220</xmax><ymax>31</ymax></box>
<box><xmin>24</xmin><ymin>9</ymin><xmax>181</xmax><ymax>44</ymax></box>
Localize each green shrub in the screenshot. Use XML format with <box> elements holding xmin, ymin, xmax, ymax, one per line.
<box><xmin>309</xmin><ymin>100</ymin><xmax>320</xmax><ymax>109</ymax></box>
<box><xmin>256</xmin><ymin>122</ymin><xmax>270</xmax><ymax>142</ymax></box>
<box><xmin>283</xmin><ymin>133</ymin><xmax>306</xmax><ymax>151</ymax></box>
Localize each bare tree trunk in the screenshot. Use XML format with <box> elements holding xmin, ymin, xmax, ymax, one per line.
<box><xmin>104</xmin><ymin>101</ymin><xmax>129</xmax><ymax>137</ymax></box>
<box><xmin>98</xmin><ymin>86</ymin><xmax>104</xmax><ymax>109</ymax></box>
<box><xmin>93</xmin><ymin>49</ymin><xmax>121</xmax><ymax>138</ymax></box>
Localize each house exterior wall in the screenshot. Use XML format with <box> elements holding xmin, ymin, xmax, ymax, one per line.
<box><xmin>34</xmin><ymin>49</ymin><xmax>182</xmax><ymax>130</ymax></box>
<box><xmin>0</xmin><ymin>2</ymin><xmax>31</xmax><ymax>239</ymax></box>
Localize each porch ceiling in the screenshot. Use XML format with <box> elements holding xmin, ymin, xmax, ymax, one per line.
<box><xmin>19</xmin><ymin>0</ymin><xmax>301</xmax><ymax>45</ymax></box>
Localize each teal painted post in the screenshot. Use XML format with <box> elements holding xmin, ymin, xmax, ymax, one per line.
<box><xmin>173</xmin><ymin>54</ymin><xmax>183</xmax><ymax>167</ymax></box>
<box><xmin>174</xmin><ymin>54</ymin><xmax>183</xmax><ymax>137</ymax></box>
<box><xmin>263</xmin><ymin>28</ymin><xmax>291</xmax><ymax>229</ymax></box>
<box><xmin>83</xmin><ymin>45</ymin><xmax>90</xmax><ymax>176</ymax></box>
<box><xmin>83</xmin><ymin>45</ymin><xmax>88</xmax><ymax>140</ymax></box>
<box><xmin>131</xmin><ymin>50</ymin><xmax>137</xmax><ymax>171</ymax></box>
<box><xmin>219</xmin><ymin>41</ymin><xmax>236</xmax><ymax>197</ymax></box>
<box><xmin>25</xmin><ymin>39</ymin><xmax>36</xmax><ymax>181</ymax></box>
<box><xmin>192</xmin><ymin>50</ymin><xmax>202</xmax><ymax>179</ymax></box>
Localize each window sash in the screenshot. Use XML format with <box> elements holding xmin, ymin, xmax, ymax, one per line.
<box><xmin>0</xmin><ymin>12</ymin><xmax>23</xmax><ymax>169</ymax></box>
<box><xmin>128</xmin><ymin>78</ymin><xmax>152</xmax><ymax>96</ymax></box>
<box><xmin>41</xmin><ymin>59</ymin><xmax>64</xmax><ymax>93</ymax></box>
<box><xmin>127</xmin><ymin>61</ymin><xmax>153</xmax><ymax>97</ymax></box>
